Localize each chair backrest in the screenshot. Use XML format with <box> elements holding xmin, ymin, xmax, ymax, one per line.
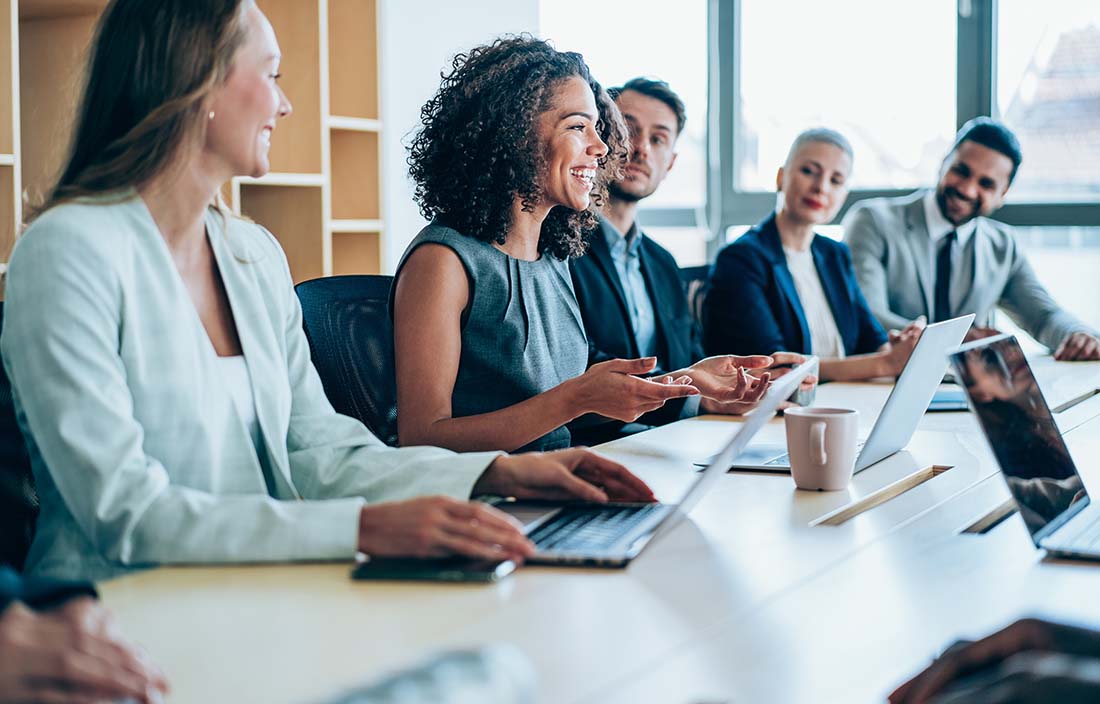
<box><xmin>0</xmin><ymin>302</ymin><xmax>38</xmax><ymax>571</ymax></box>
<box><xmin>295</xmin><ymin>275</ymin><xmax>399</xmax><ymax>446</ymax></box>
<box><xmin>678</xmin><ymin>264</ymin><xmax>711</xmax><ymax>331</ymax></box>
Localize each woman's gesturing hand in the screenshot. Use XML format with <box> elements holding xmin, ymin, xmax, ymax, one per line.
<box><xmin>682</xmin><ymin>355</ymin><xmax>774</xmax><ymax>404</ymax></box>
<box><xmin>568</xmin><ymin>357</ymin><xmax>699</xmax><ymax>422</ymax></box>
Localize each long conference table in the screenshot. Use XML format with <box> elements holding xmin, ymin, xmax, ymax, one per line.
<box><xmin>100</xmin><ymin>357</ymin><xmax>1100</xmax><ymax>703</ymax></box>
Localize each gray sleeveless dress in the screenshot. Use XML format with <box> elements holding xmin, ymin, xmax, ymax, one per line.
<box><xmin>393</xmin><ymin>222</ymin><xmax>589</xmax><ymax>452</ymax></box>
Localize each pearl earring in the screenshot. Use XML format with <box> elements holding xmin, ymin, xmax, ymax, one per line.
<box><xmin>208</xmin><ymin>111</ymin><xmax>216</xmax><ymax>120</ymax></box>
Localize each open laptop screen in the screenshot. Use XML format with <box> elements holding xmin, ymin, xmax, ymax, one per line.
<box><xmin>951</xmin><ymin>335</ymin><xmax>1087</xmax><ymax>541</ymax></box>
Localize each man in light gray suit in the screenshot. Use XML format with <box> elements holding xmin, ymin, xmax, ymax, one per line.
<box><xmin>843</xmin><ymin>117</ymin><xmax>1100</xmax><ymax>360</ymax></box>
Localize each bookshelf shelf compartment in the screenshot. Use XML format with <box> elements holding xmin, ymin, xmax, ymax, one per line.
<box><xmin>327</xmin><ymin>0</ymin><xmax>378</xmax><ymax>121</ymax></box>
<box><xmin>239</xmin><ymin>184</ymin><xmax>324</xmax><ymax>284</ymax></box>
<box><xmin>332</xmin><ymin>230</ymin><xmax>381</xmax><ymax>276</ymax></box>
<box><xmin>330</xmin><ymin>129</ymin><xmax>379</xmax><ymax>221</ymax></box>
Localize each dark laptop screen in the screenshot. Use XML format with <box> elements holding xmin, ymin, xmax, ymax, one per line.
<box><xmin>951</xmin><ymin>336</ymin><xmax>1087</xmax><ymax>539</ymax></box>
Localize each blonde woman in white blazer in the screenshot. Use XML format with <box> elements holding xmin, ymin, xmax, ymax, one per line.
<box><xmin>3</xmin><ymin>0</ymin><xmax>653</xmax><ymax>582</ymax></box>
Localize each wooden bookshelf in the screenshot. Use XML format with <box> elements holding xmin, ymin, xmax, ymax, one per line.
<box><xmin>240</xmin><ymin>183</ymin><xmax>325</xmax><ymax>282</ymax></box>
<box><xmin>1</xmin><ymin>1</ymin><xmax>15</xmax><ymax>268</ymax></box>
<box><xmin>0</xmin><ymin>164</ymin><xmax>13</xmax><ymax>264</ymax></box>
<box><xmin>18</xmin><ymin>8</ymin><xmax>95</xmax><ymax>209</ymax></box>
<box><xmin>328</xmin><ymin>0</ymin><xmax>378</xmax><ymax>121</ymax></box>
<box><xmin>2</xmin><ymin>0</ymin><xmax>383</xmax><ymax>283</ymax></box>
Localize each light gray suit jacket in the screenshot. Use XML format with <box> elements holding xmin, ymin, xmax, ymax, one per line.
<box><xmin>842</xmin><ymin>190</ymin><xmax>1093</xmax><ymax>350</ymax></box>
<box><xmin>1</xmin><ymin>194</ymin><xmax>499</xmax><ymax>581</ymax></box>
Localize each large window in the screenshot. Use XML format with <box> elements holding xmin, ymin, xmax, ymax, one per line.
<box><xmin>996</xmin><ymin>226</ymin><xmax>1100</xmax><ymax>350</ymax></box>
<box><xmin>541</xmin><ymin>0</ymin><xmax>1100</xmax><ymax>274</ymax></box>
<box><xmin>539</xmin><ymin>0</ymin><xmax>708</xmax><ymax>210</ymax></box>
<box><xmin>997</xmin><ymin>2</ymin><xmax>1100</xmax><ymax>203</ymax></box>
<box><xmin>737</xmin><ymin>0</ymin><xmax>957</xmax><ymax>192</ymax></box>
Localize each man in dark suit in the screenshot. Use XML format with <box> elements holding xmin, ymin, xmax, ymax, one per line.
<box><xmin>570</xmin><ymin>78</ymin><xmax>807</xmax><ymax>443</ymax></box>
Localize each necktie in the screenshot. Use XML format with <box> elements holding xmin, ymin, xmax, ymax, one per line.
<box><xmin>934</xmin><ymin>231</ymin><xmax>957</xmax><ymax>323</ymax></box>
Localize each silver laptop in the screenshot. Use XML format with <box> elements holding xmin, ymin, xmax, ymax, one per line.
<box><xmin>493</xmin><ymin>358</ymin><xmax>818</xmax><ymax>567</ymax></box>
<box><xmin>727</xmin><ymin>314</ymin><xmax>974</xmax><ymax>472</ymax></box>
<box><xmin>952</xmin><ymin>334</ymin><xmax>1100</xmax><ymax>560</ymax></box>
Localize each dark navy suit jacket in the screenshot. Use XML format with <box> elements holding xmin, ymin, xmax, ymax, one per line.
<box><xmin>704</xmin><ymin>213</ymin><xmax>887</xmax><ymax>357</ymax></box>
<box><xmin>569</xmin><ymin>218</ymin><xmax>703</xmax><ymax>442</ymax></box>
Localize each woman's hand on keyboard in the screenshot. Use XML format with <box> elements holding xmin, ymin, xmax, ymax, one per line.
<box><xmin>473</xmin><ymin>448</ymin><xmax>657</xmax><ymax>504</ymax></box>
<box><xmin>357</xmin><ymin>498</ymin><xmax>535</xmax><ymax>563</ymax></box>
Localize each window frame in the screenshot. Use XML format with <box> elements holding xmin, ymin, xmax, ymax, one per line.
<box><xmin>631</xmin><ymin>0</ymin><xmax>1100</xmax><ymax>258</ymax></box>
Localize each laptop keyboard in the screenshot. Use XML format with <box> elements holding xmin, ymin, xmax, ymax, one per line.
<box><xmin>528</xmin><ymin>504</ymin><xmax>661</xmax><ymax>552</ymax></box>
<box><xmin>1061</xmin><ymin>514</ymin><xmax>1100</xmax><ymax>550</ymax></box>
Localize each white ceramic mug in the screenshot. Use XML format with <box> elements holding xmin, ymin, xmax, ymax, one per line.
<box><xmin>784</xmin><ymin>407</ymin><xmax>859</xmax><ymax>491</ymax></box>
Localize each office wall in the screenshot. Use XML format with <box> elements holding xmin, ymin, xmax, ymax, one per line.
<box><xmin>378</xmin><ymin>0</ymin><xmax>540</xmax><ymax>273</ymax></box>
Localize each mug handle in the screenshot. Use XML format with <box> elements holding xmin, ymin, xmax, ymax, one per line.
<box><xmin>811</xmin><ymin>421</ymin><xmax>828</xmax><ymax>466</ymax></box>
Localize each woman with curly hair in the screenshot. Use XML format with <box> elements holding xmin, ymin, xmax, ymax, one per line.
<box><xmin>392</xmin><ymin>36</ymin><xmax>732</xmax><ymax>453</ymax></box>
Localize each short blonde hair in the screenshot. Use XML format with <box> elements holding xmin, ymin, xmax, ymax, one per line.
<box><xmin>784</xmin><ymin>127</ymin><xmax>854</xmax><ymax>169</ymax></box>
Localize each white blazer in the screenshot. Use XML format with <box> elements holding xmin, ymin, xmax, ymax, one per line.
<box><xmin>2</xmin><ymin>193</ymin><xmax>499</xmax><ymax>581</ymax></box>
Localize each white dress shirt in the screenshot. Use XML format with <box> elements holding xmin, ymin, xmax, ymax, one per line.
<box><xmin>923</xmin><ymin>190</ymin><xmax>977</xmax><ymax>316</ymax></box>
<box><xmin>783</xmin><ymin>246</ymin><xmax>846</xmax><ymax>358</ymax></box>
<box><xmin>217</xmin><ymin>356</ymin><xmax>262</xmax><ymax>456</ymax></box>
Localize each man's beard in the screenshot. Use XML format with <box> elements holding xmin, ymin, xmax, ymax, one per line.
<box><xmin>609</xmin><ymin>178</ymin><xmax>653</xmax><ymax>203</ymax></box>
<box><xmin>936</xmin><ymin>186</ymin><xmax>980</xmax><ymax>226</ymax></box>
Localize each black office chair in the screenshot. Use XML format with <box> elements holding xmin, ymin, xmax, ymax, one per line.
<box><xmin>678</xmin><ymin>264</ymin><xmax>711</xmax><ymax>331</ymax></box>
<box><xmin>0</xmin><ymin>302</ymin><xmax>39</xmax><ymax>571</ymax></box>
<box><xmin>295</xmin><ymin>275</ymin><xmax>399</xmax><ymax>447</ymax></box>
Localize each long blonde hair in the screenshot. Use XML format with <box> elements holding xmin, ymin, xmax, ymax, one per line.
<box><xmin>29</xmin><ymin>0</ymin><xmax>251</xmax><ymax>221</ymax></box>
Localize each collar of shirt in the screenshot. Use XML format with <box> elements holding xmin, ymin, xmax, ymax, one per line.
<box><xmin>923</xmin><ymin>189</ymin><xmax>977</xmax><ymax>246</ymax></box>
<box><xmin>602</xmin><ymin>218</ymin><xmax>643</xmax><ymax>260</ymax></box>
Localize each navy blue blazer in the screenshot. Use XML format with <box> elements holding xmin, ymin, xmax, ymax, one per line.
<box><xmin>704</xmin><ymin>214</ymin><xmax>887</xmax><ymax>357</ymax></box>
<box><xmin>569</xmin><ymin>218</ymin><xmax>704</xmax><ymax>442</ymax></box>
<box><xmin>571</xmin><ymin>219</ymin><xmax>703</xmax><ymax>373</ymax></box>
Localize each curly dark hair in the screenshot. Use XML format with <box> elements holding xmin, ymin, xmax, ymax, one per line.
<box><xmin>407</xmin><ymin>35</ymin><xmax>628</xmax><ymax>260</ymax></box>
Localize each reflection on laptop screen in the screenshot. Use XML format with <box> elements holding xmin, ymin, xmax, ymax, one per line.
<box><xmin>952</xmin><ymin>336</ymin><xmax>1086</xmax><ymax>538</ymax></box>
